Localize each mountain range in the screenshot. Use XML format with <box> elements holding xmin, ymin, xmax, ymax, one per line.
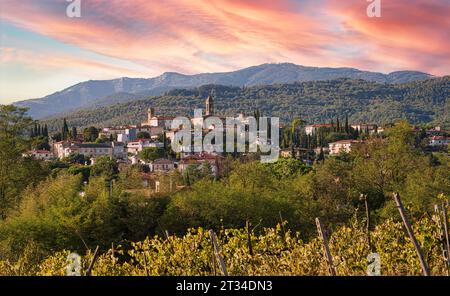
<box><xmin>13</xmin><ymin>63</ymin><xmax>435</xmax><ymax>119</ymax></box>
<box><xmin>41</xmin><ymin>77</ymin><xmax>450</xmax><ymax>132</ymax></box>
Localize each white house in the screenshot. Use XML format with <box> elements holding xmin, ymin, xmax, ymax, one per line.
<box><xmin>23</xmin><ymin>150</ymin><xmax>53</xmax><ymax>161</ymax></box>
<box><xmin>63</xmin><ymin>143</ymin><xmax>113</xmax><ymax>159</ymax></box>
<box><xmin>127</xmin><ymin>139</ymin><xmax>164</xmax><ymax>154</ymax></box>
<box><xmin>305</xmin><ymin>124</ymin><xmax>333</xmax><ymax>136</ymax></box>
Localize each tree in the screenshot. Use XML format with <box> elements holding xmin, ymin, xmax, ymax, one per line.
<box><xmin>31</xmin><ymin>136</ymin><xmax>50</xmax><ymax>151</ymax></box>
<box><xmin>63</xmin><ymin>153</ymin><xmax>86</xmax><ymax>165</ymax></box>
<box><xmin>138</xmin><ymin>147</ymin><xmax>165</xmax><ymax>162</ymax></box>
<box><xmin>0</xmin><ymin>105</ymin><xmax>42</xmax><ymax>219</ymax></box>
<box><xmin>70</xmin><ymin>126</ymin><xmax>77</xmax><ymax>140</ymax></box>
<box><xmin>67</xmin><ymin>165</ymin><xmax>91</xmax><ymax>182</ymax></box>
<box><xmin>33</xmin><ymin>122</ymin><xmax>38</xmax><ymax>137</ymax></box>
<box><xmin>162</xmin><ymin>132</ymin><xmax>168</xmax><ymax>155</ymax></box>
<box><xmin>264</xmin><ymin>158</ymin><xmax>311</xmax><ymax>180</ymax></box>
<box><xmin>43</xmin><ymin>124</ymin><xmax>48</xmax><ymax>138</ymax></box>
<box><xmin>90</xmin><ymin>156</ymin><xmax>118</xmax><ymax>181</ymax></box>
<box><xmin>83</xmin><ymin>126</ymin><xmax>99</xmax><ymax>142</ymax></box>
<box><xmin>51</xmin><ymin>132</ymin><xmax>62</xmax><ymax>142</ymax></box>
<box><xmin>137</xmin><ymin>131</ymin><xmax>151</xmax><ymax>139</ymax></box>
<box><xmin>345</xmin><ymin>114</ymin><xmax>349</xmax><ymax>134</ymax></box>
<box><xmin>317</xmin><ymin>147</ymin><xmax>325</xmax><ymax>163</ymax></box>
<box><xmin>62</xmin><ymin>118</ymin><xmax>69</xmax><ymax>141</ymax></box>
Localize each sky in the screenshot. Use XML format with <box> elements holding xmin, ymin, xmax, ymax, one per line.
<box><xmin>0</xmin><ymin>0</ymin><xmax>449</xmax><ymax>103</ymax></box>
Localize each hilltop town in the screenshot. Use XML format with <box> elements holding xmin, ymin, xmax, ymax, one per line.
<box><xmin>22</xmin><ymin>94</ymin><xmax>450</xmax><ymax>197</ymax></box>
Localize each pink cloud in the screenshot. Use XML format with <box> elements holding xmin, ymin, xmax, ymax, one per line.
<box><xmin>0</xmin><ymin>0</ymin><xmax>449</xmax><ymax>76</ymax></box>
<box><xmin>326</xmin><ymin>0</ymin><xmax>450</xmax><ymax>74</ymax></box>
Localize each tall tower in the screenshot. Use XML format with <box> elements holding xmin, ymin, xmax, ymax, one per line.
<box><xmin>205</xmin><ymin>94</ymin><xmax>214</xmax><ymax>116</ymax></box>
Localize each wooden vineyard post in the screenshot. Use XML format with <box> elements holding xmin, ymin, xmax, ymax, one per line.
<box><xmin>210</xmin><ymin>233</ymin><xmax>217</xmax><ymax>276</ymax></box>
<box><xmin>111</xmin><ymin>242</ymin><xmax>115</xmax><ymax>261</ymax></box>
<box><xmin>393</xmin><ymin>193</ymin><xmax>430</xmax><ymax>276</ymax></box>
<box><xmin>164</xmin><ymin>230</ymin><xmax>175</xmax><ymax>254</ymax></box>
<box><xmin>443</xmin><ymin>204</ymin><xmax>450</xmax><ymax>273</ymax></box>
<box><xmin>246</xmin><ymin>220</ymin><xmax>253</xmax><ymax>256</ymax></box>
<box><xmin>209</xmin><ymin>230</ymin><xmax>228</xmax><ymax>276</ymax></box>
<box><xmin>434</xmin><ymin>204</ymin><xmax>450</xmax><ymax>275</ymax></box>
<box><xmin>315</xmin><ymin>218</ymin><xmax>336</xmax><ymax>276</ymax></box>
<box><xmin>85</xmin><ymin>245</ymin><xmax>100</xmax><ymax>276</ymax></box>
<box><xmin>361</xmin><ymin>194</ymin><xmax>372</xmax><ymax>250</ymax></box>
<box><xmin>143</xmin><ymin>249</ymin><xmax>150</xmax><ymax>276</ymax></box>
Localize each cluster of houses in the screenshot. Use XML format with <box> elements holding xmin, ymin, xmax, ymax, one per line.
<box><xmin>280</xmin><ymin>123</ymin><xmax>449</xmax><ymax>158</ymax></box>
<box><xmin>25</xmin><ymin>94</ymin><xmax>450</xmax><ymax>175</ymax></box>
<box><xmin>25</xmin><ymin>95</ymin><xmax>225</xmax><ymax>180</ymax></box>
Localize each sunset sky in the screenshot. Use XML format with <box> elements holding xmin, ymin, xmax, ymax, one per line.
<box><xmin>0</xmin><ymin>0</ymin><xmax>449</xmax><ymax>103</ymax></box>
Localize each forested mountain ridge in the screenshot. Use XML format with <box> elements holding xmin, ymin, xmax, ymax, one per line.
<box><xmin>14</xmin><ymin>63</ymin><xmax>434</xmax><ymax>119</ymax></box>
<box><xmin>41</xmin><ymin>77</ymin><xmax>449</xmax><ymax>132</ymax></box>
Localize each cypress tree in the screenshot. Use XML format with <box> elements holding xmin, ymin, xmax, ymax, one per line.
<box><xmin>317</xmin><ymin>147</ymin><xmax>325</xmax><ymax>163</ymax></box>
<box><xmin>62</xmin><ymin>118</ymin><xmax>69</xmax><ymax>140</ymax></box>
<box><xmin>43</xmin><ymin>124</ymin><xmax>48</xmax><ymax>137</ymax></box>
<box><xmin>33</xmin><ymin>122</ymin><xmax>38</xmax><ymax>137</ymax></box>
<box><xmin>345</xmin><ymin>114</ymin><xmax>349</xmax><ymax>134</ymax></box>
<box><xmin>163</xmin><ymin>132</ymin><xmax>167</xmax><ymax>153</ymax></box>
<box><xmin>71</xmin><ymin>126</ymin><xmax>77</xmax><ymax>140</ymax></box>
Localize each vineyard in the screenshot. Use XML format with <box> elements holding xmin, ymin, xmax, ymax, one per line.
<box><xmin>1</xmin><ymin>211</ymin><xmax>449</xmax><ymax>276</ymax></box>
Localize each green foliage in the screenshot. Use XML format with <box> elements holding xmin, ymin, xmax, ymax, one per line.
<box><xmin>30</xmin><ymin>136</ymin><xmax>50</xmax><ymax>151</ymax></box>
<box><xmin>83</xmin><ymin>126</ymin><xmax>99</xmax><ymax>142</ymax></box>
<box><xmin>63</xmin><ymin>153</ymin><xmax>86</xmax><ymax>165</ymax></box>
<box><xmin>90</xmin><ymin>156</ymin><xmax>118</xmax><ymax>181</ymax></box>
<box><xmin>0</xmin><ymin>105</ymin><xmax>49</xmax><ymax>220</ymax></box>
<box><xmin>1</xmin><ymin>110</ymin><xmax>450</xmax><ymax>276</ymax></box>
<box><xmin>4</xmin><ymin>215</ymin><xmax>448</xmax><ymax>276</ymax></box>
<box><xmin>138</xmin><ymin>147</ymin><xmax>165</xmax><ymax>162</ymax></box>
<box><xmin>42</xmin><ymin>77</ymin><xmax>450</xmax><ymax>132</ymax></box>
<box><xmin>67</xmin><ymin>166</ymin><xmax>91</xmax><ymax>183</ymax></box>
<box><xmin>264</xmin><ymin>158</ymin><xmax>312</xmax><ymax>180</ymax></box>
<box><xmin>136</xmin><ymin>131</ymin><xmax>151</xmax><ymax>139</ymax></box>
